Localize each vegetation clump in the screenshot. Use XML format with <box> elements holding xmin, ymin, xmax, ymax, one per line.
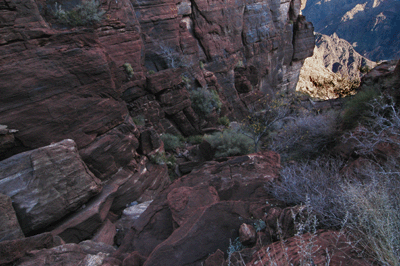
<box><xmin>217</xmin><ymin>116</ymin><xmax>230</xmax><ymax>127</ymax></box>
<box><xmin>342</xmin><ymin>87</ymin><xmax>380</xmax><ymax>129</ymax></box>
<box><xmin>190</xmin><ymin>87</ymin><xmax>222</xmax><ymax>118</ymax></box>
<box><xmin>160</xmin><ymin>133</ymin><xmax>184</xmax><ymax>152</ymax></box>
<box><xmin>54</xmin><ymin>0</ymin><xmax>105</xmax><ymax>27</ymax></box>
<box><xmin>204</xmin><ymin>129</ymin><xmax>253</xmax><ymax>157</ymax></box>
<box><xmin>123</xmin><ymin>63</ymin><xmax>134</xmax><ymax>78</ymax></box>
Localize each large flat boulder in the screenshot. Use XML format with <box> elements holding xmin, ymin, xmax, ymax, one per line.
<box><xmin>0</xmin><ymin>139</ymin><xmax>102</xmax><ymax>235</ymax></box>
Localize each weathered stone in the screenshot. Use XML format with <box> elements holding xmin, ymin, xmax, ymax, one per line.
<box><xmin>115</xmin><ymin>151</ymin><xmax>281</xmax><ymax>262</ymax></box>
<box><xmin>0</xmin><ymin>139</ymin><xmax>102</xmax><ymax>235</ymax></box>
<box><xmin>204</xmin><ymin>249</ymin><xmax>225</xmax><ymax>266</ymax></box>
<box><xmin>143</xmin><ymin>201</ymin><xmax>253</xmax><ymax>266</ymax></box>
<box><xmin>79</xmin><ymin>240</ymin><xmax>116</xmax><ymax>255</ymax></box>
<box><xmin>139</xmin><ymin>129</ymin><xmax>163</xmax><ymax>155</ymax></box>
<box><xmin>51</xmin><ymin>181</ymin><xmax>118</xmax><ymax>243</ymax></box>
<box><xmin>0</xmin><ymin>193</ymin><xmax>24</xmax><ymax>242</ymax></box>
<box><xmin>14</xmin><ymin>243</ymin><xmax>103</xmax><ymax>266</ymax></box>
<box><xmin>292</xmin><ymin>15</ymin><xmax>315</xmax><ymax>61</ymax></box>
<box><xmin>122</xmin><ymin>251</ymin><xmax>147</xmax><ymax>266</ymax></box>
<box><xmin>92</xmin><ymin>219</ymin><xmax>117</xmax><ymax>246</ymax></box>
<box><xmin>167</xmin><ymin>186</ymin><xmax>219</xmax><ymax>226</ymax></box>
<box><xmin>110</xmin><ymin>160</ymin><xmax>170</xmax><ymax>213</ymax></box>
<box><xmin>0</xmin><ymin>232</ymin><xmax>56</xmax><ymax>265</ymax></box>
<box><xmin>239</xmin><ymin>223</ymin><xmax>256</xmax><ymax>245</ymax></box>
<box><xmin>80</xmin><ymin>117</ymin><xmax>140</xmax><ymax>181</ymax></box>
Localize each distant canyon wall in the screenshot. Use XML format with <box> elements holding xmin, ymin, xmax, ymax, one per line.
<box><xmin>301</xmin><ymin>0</ymin><xmax>400</xmax><ymax>61</ymax></box>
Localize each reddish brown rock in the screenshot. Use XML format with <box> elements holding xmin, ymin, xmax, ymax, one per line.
<box><xmin>0</xmin><ymin>193</ymin><xmax>24</xmax><ymax>242</ymax></box>
<box><xmin>79</xmin><ymin>240</ymin><xmax>116</xmax><ymax>256</ymax></box>
<box><xmin>0</xmin><ymin>232</ymin><xmax>56</xmax><ymax>265</ymax></box>
<box><xmin>115</xmin><ymin>151</ymin><xmax>281</xmax><ymax>263</ymax></box>
<box><xmin>167</xmin><ymin>185</ymin><xmax>219</xmax><ymax>226</ymax></box>
<box><xmin>122</xmin><ymin>251</ymin><xmax>147</xmax><ymax>266</ymax></box>
<box><xmin>14</xmin><ymin>243</ymin><xmax>104</xmax><ymax>266</ymax></box>
<box><xmin>51</xmin><ymin>181</ymin><xmax>118</xmax><ymax>243</ymax></box>
<box><xmin>143</xmin><ymin>201</ymin><xmax>253</xmax><ymax>266</ymax></box>
<box><xmin>0</xmin><ymin>139</ymin><xmax>102</xmax><ymax>235</ymax></box>
<box><xmin>92</xmin><ymin>219</ymin><xmax>117</xmax><ymax>246</ymax></box>
<box><xmin>139</xmin><ymin>129</ymin><xmax>163</xmax><ymax>155</ymax></box>
<box><xmin>110</xmin><ymin>160</ymin><xmax>171</xmax><ymax>213</ymax></box>
<box><xmin>204</xmin><ymin>249</ymin><xmax>225</xmax><ymax>266</ymax></box>
<box><xmin>79</xmin><ymin>117</ymin><xmax>141</xmax><ymax>181</ymax></box>
<box><xmin>239</xmin><ymin>223</ymin><xmax>256</xmax><ymax>245</ymax></box>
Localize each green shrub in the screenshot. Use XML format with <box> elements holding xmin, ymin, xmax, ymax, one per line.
<box><xmin>123</xmin><ymin>63</ymin><xmax>134</xmax><ymax>78</ymax></box>
<box><xmin>190</xmin><ymin>87</ymin><xmax>222</xmax><ymax>118</ymax></box>
<box><xmin>187</xmin><ymin>135</ymin><xmax>203</xmax><ymax>145</ymax></box>
<box><xmin>148</xmin><ymin>70</ymin><xmax>156</xmax><ymax>74</ymax></box>
<box><xmin>160</xmin><ymin>133</ymin><xmax>184</xmax><ymax>151</ymax></box>
<box><xmin>54</xmin><ymin>0</ymin><xmax>105</xmax><ymax>26</ymax></box>
<box><xmin>132</xmin><ymin>115</ymin><xmax>145</xmax><ymax>126</ymax></box>
<box><xmin>149</xmin><ymin>152</ymin><xmax>178</xmax><ymax>180</ymax></box>
<box><xmin>218</xmin><ymin>116</ymin><xmax>230</xmax><ymax>127</ymax></box>
<box><xmin>342</xmin><ymin>87</ymin><xmax>380</xmax><ymax>129</ymax></box>
<box><xmin>204</xmin><ymin>129</ymin><xmax>253</xmax><ymax>157</ymax></box>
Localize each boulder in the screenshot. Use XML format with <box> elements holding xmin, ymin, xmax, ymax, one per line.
<box><xmin>0</xmin><ymin>232</ymin><xmax>56</xmax><ymax>265</ymax></box>
<box><xmin>167</xmin><ymin>185</ymin><xmax>220</xmax><ymax>226</ymax></box>
<box><xmin>143</xmin><ymin>201</ymin><xmax>253</xmax><ymax>266</ymax></box>
<box><xmin>0</xmin><ymin>139</ymin><xmax>102</xmax><ymax>235</ymax></box>
<box><xmin>0</xmin><ymin>193</ymin><xmax>24</xmax><ymax>242</ymax></box>
<box><xmin>14</xmin><ymin>243</ymin><xmax>109</xmax><ymax>266</ymax></box>
<box><xmin>115</xmin><ymin>151</ymin><xmax>281</xmax><ymax>263</ymax></box>
<box><xmin>239</xmin><ymin>223</ymin><xmax>256</xmax><ymax>245</ymax></box>
<box><xmin>51</xmin><ymin>181</ymin><xmax>119</xmax><ymax>243</ymax></box>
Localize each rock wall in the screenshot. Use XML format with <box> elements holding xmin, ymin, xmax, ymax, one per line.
<box><xmin>0</xmin><ymin>0</ymin><xmax>314</xmax><ymax>180</ymax></box>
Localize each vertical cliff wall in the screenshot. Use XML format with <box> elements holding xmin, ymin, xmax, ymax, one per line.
<box><xmin>0</xmin><ymin>0</ymin><xmax>314</xmax><ymax>179</ymax></box>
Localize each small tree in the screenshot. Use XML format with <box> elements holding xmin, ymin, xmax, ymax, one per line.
<box><xmin>240</xmin><ymin>97</ymin><xmax>291</xmax><ymax>152</ymax></box>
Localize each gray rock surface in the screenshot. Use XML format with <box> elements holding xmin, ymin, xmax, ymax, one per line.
<box><xmin>0</xmin><ymin>193</ymin><xmax>24</xmax><ymax>241</ymax></box>
<box><xmin>0</xmin><ymin>139</ymin><xmax>102</xmax><ymax>234</ymax></box>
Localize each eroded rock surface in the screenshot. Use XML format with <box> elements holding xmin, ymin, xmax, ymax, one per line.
<box><xmin>0</xmin><ymin>139</ymin><xmax>102</xmax><ymax>235</ymax></box>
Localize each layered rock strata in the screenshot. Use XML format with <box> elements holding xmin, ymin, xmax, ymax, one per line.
<box><xmin>0</xmin><ymin>0</ymin><xmax>314</xmax><ymax>174</ymax></box>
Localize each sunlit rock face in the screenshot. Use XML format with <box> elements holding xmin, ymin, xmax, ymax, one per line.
<box><xmin>297</xmin><ymin>33</ymin><xmax>376</xmax><ymax>99</ymax></box>
<box><xmin>301</xmin><ymin>0</ymin><xmax>400</xmax><ymax>61</ymax></box>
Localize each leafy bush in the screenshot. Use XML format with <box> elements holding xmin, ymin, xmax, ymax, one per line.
<box><xmin>204</xmin><ymin>129</ymin><xmax>253</xmax><ymax>157</ymax></box>
<box><xmin>187</xmin><ymin>135</ymin><xmax>203</xmax><ymax>145</ymax></box>
<box><xmin>132</xmin><ymin>115</ymin><xmax>145</xmax><ymax>126</ymax></box>
<box><xmin>342</xmin><ymin>87</ymin><xmax>380</xmax><ymax>129</ymax></box>
<box><xmin>240</xmin><ymin>97</ymin><xmax>291</xmax><ymax>152</ymax></box>
<box><xmin>149</xmin><ymin>152</ymin><xmax>177</xmax><ymax>180</ymax></box>
<box><xmin>190</xmin><ymin>87</ymin><xmax>222</xmax><ymax>118</ymax></box>
<box><xmin>123</xmin><ymin>63</ymin><xmax>134</xmax><ymax>78</ymax></box>
<box><xmin>160</xmin><ymin>133</ymin><xmax>184</xmax><ymax>152</ymax></box>
<box><xmin>54</xmin><ymin>0</ymin><xmax>105</xmax><ymax>27</ymax></box>
<box><xmin>218</xmin><ymin>116</ymin><xmax>230</xmax><ymax>127</ymax></box>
